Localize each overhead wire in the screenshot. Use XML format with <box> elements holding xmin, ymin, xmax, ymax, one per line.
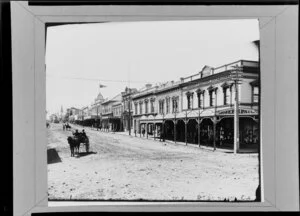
<box><xmin>46</xmin><ymin>74</ymin><xmax>152</xmax><ymax>84</ymax></box>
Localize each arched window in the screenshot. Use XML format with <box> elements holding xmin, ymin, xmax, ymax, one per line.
<box><xmin>139</xmin><ymin>101</ymin><xmax>143</xmax><ymax>114</ymax></box>
<box><xmin>150</xmin><ymin>98</ymin><xmax>155</xmax><ymax>113</ymax></box>
<box><xmin>134</xmin><ymin>103</ymin><xmax>138</xmax><ymax>115</ymax></box>
<box><xmin>166</xmin><ymin>97</ymin><xmax>170</xmax><ymax>113</ymax></box>
<box><xmin>221</xmin><ymin>82</ymin><xmax>232</xmax><ymax>105</ymax></box>
<box><xmin>159</xmin><ymin>99</ymin><xmax>165</xmax><ymax>114</ymax></box>
<box><xmin>207</xmin><ymin>86</ymin><xmax>217</xmax><ymax>107</ymax></box>
<box><xmin>172</xmin><ymin>96</ymin><xmax>179</xmax><ymax>113</ymax></box>
<box><xmin>196</xmin><ymin>89</ymin><xmax>205</xmax><ymax>108</ymax></box>
<box><xmin>186</xmin><ymin>92</ymin><xmax>194</xmax><ymax>109</ymax></box>
<box><xmin>144</xmin><ymin>99</ymin><xmax>149</xmax><ymax>114</ymax></box>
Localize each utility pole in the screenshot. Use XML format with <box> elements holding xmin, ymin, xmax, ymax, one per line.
<box><xmin>128</xmin><ymin>94</ymin><xmax>131</xmax><ymax>136</ymax></box>
<box><xmin>231</xmin><ymin>65</ymin><xmax>242</xmax><ymax>155</ymax></box>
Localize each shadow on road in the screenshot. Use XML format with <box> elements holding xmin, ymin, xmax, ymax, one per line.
<box><xmin>47</xmin><ymin>148</ymin><xmax>62</xmax><ymax>164</ymax></box>
<box><xmin>77</xmin><ymin>151</ymin><xmax>97</xmax><ymax>157</ymax></box>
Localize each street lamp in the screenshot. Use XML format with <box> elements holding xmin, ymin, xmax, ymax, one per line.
<box><xmin>231</xmin><ymin>64</ymin><xmax>243</xmax><ymax>155</ymax></box>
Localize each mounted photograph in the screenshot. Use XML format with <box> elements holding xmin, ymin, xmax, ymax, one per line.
<box><xmin>46</xmin><ymin>19</ymin><xmax>261</xmax><ymax>202</ymax></box>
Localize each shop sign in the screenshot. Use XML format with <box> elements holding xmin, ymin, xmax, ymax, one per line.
<box><xmin>218</xmin><ymin>108</ymin><xmax>257</xmax><ymax>116</ymax></box>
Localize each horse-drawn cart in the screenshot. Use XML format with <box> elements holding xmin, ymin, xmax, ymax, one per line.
<box><xmin>67</xmin><ymin>134</ymin><xmax>90</xmax><ymax>157</ymax></box>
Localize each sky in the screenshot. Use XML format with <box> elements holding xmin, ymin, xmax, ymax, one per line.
<box><xmin>46</xmin><ymin>19</ymin><xmax>259</xmax><ymax>116</ymax></box>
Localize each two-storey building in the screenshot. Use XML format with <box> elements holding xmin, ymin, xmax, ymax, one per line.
<box><xmin>121</xmin><ymin>87</ymin><xmax>138</xmax><ymax>134</ymax></box>
<box><xmin>132</xmin><ymin>60</ymin><xmax>259</xmax><ymax>151</ymax></box>
<box><xmin>89</xmin><ymin>92</ymin><xmax>105</xmax><ymax>128</ymax></box>
<box><xmin>101</xmin><ymin>93</ymin><xmax>122</xmax><ymax>131</ymax></box>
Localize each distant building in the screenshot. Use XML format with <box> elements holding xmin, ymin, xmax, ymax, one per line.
<box><xmin>121</xmin><ymin>87</ymin><xmax>138</xmax><ymax>133</ymax></box>
<box><xmin>101</xmin><ymin>94</ymin><xmax>122</xmax><ymax>131</ymax></box>
<box><xmin>67</xmin><ymin>107</ymin><xmax>81</xmax><ymax>123</ymax></box>
<box><xmin>91</xmin><ymin>92</ymin><xmax>105</xmax><ymax>126</ymax></box>
<box><xmin>112</xmin><ymin>101</ymin><xmax>123</xmax><ymax>131</ymax></box>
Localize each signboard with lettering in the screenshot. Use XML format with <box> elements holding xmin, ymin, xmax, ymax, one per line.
<box><xmin>218</xmin><ymin>108</ymin><xmax>257</xmax><ymax>116</ymax></box>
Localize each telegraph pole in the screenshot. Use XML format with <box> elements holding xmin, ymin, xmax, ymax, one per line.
<box><xmin>128</xmin><ymin>94</ymin><xmax>131</xmax><ymax>136</ymax></box>
<box><xmin>231</xmin><ymin>65</ymin><xmax>242</xmax><ymax>155</ymax></box>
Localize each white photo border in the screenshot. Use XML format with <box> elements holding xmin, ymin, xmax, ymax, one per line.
<box><xmin>11</xmin><ymin>2</ymin><xmax>299</xmax><ymax>215</ymax></box>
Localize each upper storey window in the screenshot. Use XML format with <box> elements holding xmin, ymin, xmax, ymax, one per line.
<box><xmin>159</xmin><ymin>100</ymin><xmax>165</xmax><ymax>114</ymax></box>
<box><xmin>196</xmin><ymin>90</ymin><xmax>205</xmax><ymax>108</ymax></box>
<box><xmin>186</xmin><ymin>92</ymin><xmax>194</xmax><ymax>109</ymax></box>
<box><xmin>172</xmin><ymin>96</ymin><xmax>179</xmax><ymax>113</ymax></box>
<box><xmin>150</xmin><ymin>98</ymin><xmax>155</xmax><ymax>113</ymax></box>
<box><xmin>144</xmin><ymin>99</ymin><xmax>149</xmax><ymax>114</ymax></box>
<box><xmin>253</xmin><ymin>86</ymin><xmax>259</xmax><ymax>103</ymax></box>
<box><xmin>250</xmin><ymin>79</ymin><xmax>259</xmax><ymax>104</ymax></box>
<box><xmin>166</xmin><ymin>97</ymin><xmax>170</xmax><ymax>114</ymax></box>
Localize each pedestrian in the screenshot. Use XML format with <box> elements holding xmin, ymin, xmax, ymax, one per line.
<box><xmin>63</xmin><ymin>124</ymin><xmax>65</xmax><ymax>131</ymax></box>
<box><xmin>142</xmin><ymin>128</ymin><xmax>145</xmax><ymax>137</ymax></box>
<box><xmin>81</xmin><ymin>129</ymin><xmax>87</xmax><ymax>138</ymax></box>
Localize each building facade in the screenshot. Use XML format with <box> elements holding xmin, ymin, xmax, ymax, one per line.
<box><xmin>101</xmin><ymin>94</ymin><xmax>122</xmax><ymax>131</ymax></box>
<box><xmin>88</xmin><ymin>92</ymin><xmax>105</xmax><ymax>127</ymax></box>
<box><xmin>121</xmin><ymin>87</ymin><xmax>138</xmax><ymax>134</ymax></box>
<box><xmin>132</xmin><ymin>60</ymin><xmax>260</xmax><ymax>151</ymax></box>
<box><xmin>112</xmin><ymin>101</ymin><xmax>123</xmax><ymax>132</ymax></box>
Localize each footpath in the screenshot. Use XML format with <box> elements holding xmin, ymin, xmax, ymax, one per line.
<box><xmin>68</xmin><ymin>123</ymin><xmax>258</xmax><ymax>154</ymax></box>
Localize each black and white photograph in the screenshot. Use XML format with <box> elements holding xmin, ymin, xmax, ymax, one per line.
<box><xmin>46</xmin><ymin>19</ymin><xmax>261</xmax><ymax>201</ymax></box>
<box><xmin>7</xmin><ymin>1</ymin><xmax>299</xmax><ymax>214</ymax></box>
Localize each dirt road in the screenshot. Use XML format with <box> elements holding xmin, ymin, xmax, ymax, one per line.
<box><xmin>47</xmin><ymin>123</ymin><xmax>259</xmax><ymax>201</ymax></box>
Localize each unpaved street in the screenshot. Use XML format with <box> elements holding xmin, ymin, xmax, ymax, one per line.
<box><xmin>47</xmin><ymin>123</ymin><xmax>259</xmax><ymax>201</ymax></box>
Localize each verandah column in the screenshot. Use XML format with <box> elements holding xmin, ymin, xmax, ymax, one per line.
<box><xmin>154</xmin><ymin>123</ymin><xmax>156</xmax><ymax>140</ymax></box>
<box><xmin>198</xmin><ymin>118</ymin><xmax>203</xmax><ymax>147</ymax></box>
<box><xmin>213</xmin><ymin>117</ymin><xmax>217</xmax><ymax>151</ymax></box>
<box><xmin>174</xmin><ymin>120</ymin><xmax>176</xmax><ymax>143</ymax></box>
<box><xmin>139</xmin><ymin>122</ymin><xmax>141</xmax><ymax>137</ymax></box>
<box><xmin>146</xmin><ymin>123</ymin><xmax>148</xmax><ymax>139</ymax></box>
<box><xmin>185</xmin><ymin>119</ymin><xmax>188</xmax><ymax>145</ymax></box>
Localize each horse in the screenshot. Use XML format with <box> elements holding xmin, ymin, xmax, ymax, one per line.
<box><xmin>67</xmin><ymin>136</ymin><xmax>80</xmax><ymax>157</ymax></box>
